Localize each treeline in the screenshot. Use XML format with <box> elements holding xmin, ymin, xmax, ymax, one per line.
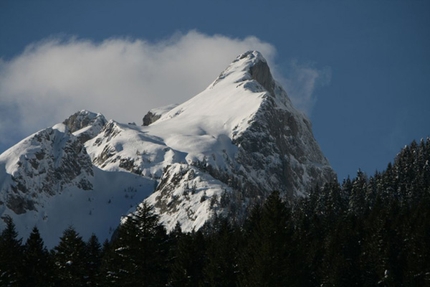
<box><xmin>1</xmin><ymin>138</ymin><xmax>429</xmax><ymax>286</ymax></box>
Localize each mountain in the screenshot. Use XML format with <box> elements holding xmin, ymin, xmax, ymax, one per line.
<box><xmin>0</xmin><ymin>111</ymin><xmax>155</xmax><ymax>247</ymax></box>
<box><xmin>0</xmin><ymin>51</ymin><xmax>335</xmax><ymax>246</ymax></box>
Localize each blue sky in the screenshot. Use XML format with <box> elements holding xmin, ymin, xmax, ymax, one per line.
<box><xmin>0</xmin><ymin>0</ymin><xmax>429</xmax><ymax>181</ymax></box>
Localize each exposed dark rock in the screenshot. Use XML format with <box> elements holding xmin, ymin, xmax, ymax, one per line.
<box><xmin>249</xmin><ymin>57</ymin><xmax>275</xmax><ymax>96</ymax></box>
<box><xmin>63</xmin><ymin>110</ymin><xmax>107</xmax><ymax>143</ymax></box>
<box><xmin>142</xmin><ymin>104</ymin><xmax>178</xmax><ymax>126</ymax></box>
<box><xmin>63</xmin><ymin>110</ymin><xmax>106</xmax><ymax>133</ymax></box>
<box><xmin>142</xmin><ymin>111</ymin><xmax>162</xmax><ymax>126</ymax></box>
<box><xmin>119</xmin><ymin>158</ymin><xmax>142</xmax><ymax>174</ymax></box>
<box><xmin>6</xmin><ymin>194</ymin><xmax>36</xmax><ymax>214</ymax></box>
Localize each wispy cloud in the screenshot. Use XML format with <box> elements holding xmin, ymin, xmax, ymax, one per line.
<box><xmin>0</xmin><ymin>31</ymin><xmax>275</xmax><ymax>149</ymax></box>
<box><xmin>279</xmin><ymin>59</ymin><xmax>332</xmax><ymax>115</ymax></box>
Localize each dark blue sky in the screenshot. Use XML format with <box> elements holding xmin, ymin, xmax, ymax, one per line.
<box><xmin>1</xmin><ymin>0</ymin><xmax>429</xmax><ymax>181</ymax></box>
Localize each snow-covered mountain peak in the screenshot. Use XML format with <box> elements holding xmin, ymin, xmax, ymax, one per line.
<box><xmin>138</xmin><ymin>51</ymin><xmax>335</xmax><ymax>230</ymax></box>
<box><xmin>143</xmin><ymin>50</ymin><xmax>289</xmax><ymax>154</ymax></box>
<box><xmin>146</xmin><ymin>51</ymin><xmax>278</xmax><ymax>142</ymax></box>
<box><xmin>209</xmin><ymin>50</ymin><xmax>271</xmax><ymax>90</ymax></box>
<box><xmin>1</xmin><ymin>51</ymin><xmax>335</xmax><ymax>244</ymax></box>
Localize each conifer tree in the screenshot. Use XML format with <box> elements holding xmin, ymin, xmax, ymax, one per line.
<box><xmin>85</xmin><ymin>234</ymin><xmax>102</xmax><ymax>286</ymax></box>
<box><xmin>169</xmin><ymin>229</ymin><xmax>206</xmax><ymax>287</ymax></box>
<box><xmin>53</xmin><ymin>226</ymin><xmax>88</xmax><ymax>286</ymax></box>
<box><xmin>204</xmin><ymin>218</ymin><xmax>240</xmax><ymax>287</ymax></box>
<box><xmin>322</xmin><ymin>213</ymin><xmax>363</xmax><ymax>286</ymax></box>
<box><xmin>0</xmin><ymin>216</ymin><xmax>23</xmax><ymax>286</ymax></box>
<box><xmin>101</xmin><ymin>219</ymin><xmax>142</xmax><ymax>286</ymax></box>
<box><xmin>403</xmin><ymin>195</ymin><xmax>430</xmax><ymax>285</ymax></box>
<box><xmin>349</xmin><ymin>170</ymin><xmax>367</xmax><ymax>216</ymax></box>
<box><xmin>22</xmin><ymin>226</ymin><xmax>53</xmax><ymax>286</ymax></box>
<box><xmin>101</xmin><ymin>202</ymin><xmax>169</xmax><ymax>286</ymax></box>
<box><xmin>239</xmin><ymin>191</ymin><xmax>292</xmax><ymax>287</ymax></box>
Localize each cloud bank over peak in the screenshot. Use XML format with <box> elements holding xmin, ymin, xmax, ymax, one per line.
<box><xmin>0</xmin><ymin>30</ymin><xmax>329</xmax><ymax>151</ymax></box>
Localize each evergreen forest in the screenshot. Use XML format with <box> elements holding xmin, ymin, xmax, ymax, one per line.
<box><xmin>0</xmin><ymin>138</ymin><xmax>429</xmax><ymax>286</ymax></box>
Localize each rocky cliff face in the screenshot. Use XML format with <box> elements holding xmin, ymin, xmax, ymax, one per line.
<box><xmin>233</xmin><ymin>56</ymin><xmax>333</xmax><ymax>197</ymax></box>
<box><xmin>0</xmin><ymin>51</ymin><xmax>335</xmax><ymax>244</ymax></box>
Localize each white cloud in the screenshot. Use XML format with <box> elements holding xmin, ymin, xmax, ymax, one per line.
<box><xmin>0</xmin><ymin>30</ymin><xmax>330</xmax><ymax>151</ymax></box>
<box><xmin>0</xmin><ymin>31</ymin><xmax>276</xmax><ymax>149</ymax></box>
